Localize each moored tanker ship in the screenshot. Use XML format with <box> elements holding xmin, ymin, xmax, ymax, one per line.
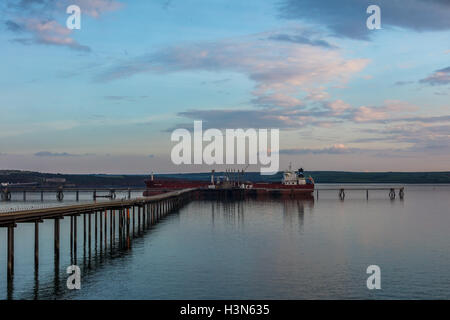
<box><xmin>143</xmin><ymin>166</ymin><xmax>314</xmax><ymax>196</ymax></box>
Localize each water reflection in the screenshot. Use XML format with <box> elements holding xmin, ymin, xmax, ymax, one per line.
<box><xmin>283</xmin><ymin>198</ymin><xmax>314</xmax><ymax>232</ymax></box>
<box><xmin>23</xmin><ymin>196</ymin><xmax>315</xmax><ymax>300</ymax></box>
<box><xmin>205</xmin><ymin>195</ymin><xmax>314</xmax><ymax>231</ymax></box>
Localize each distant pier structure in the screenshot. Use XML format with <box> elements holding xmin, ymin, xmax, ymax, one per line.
<box><xmin>315</xmin><ymin>186</ymin><xmax>405</xmax><ymax>200</ymax></box>
<box><xmin>0</xmin><ymin>187</ymin><xmax>146</xmax><ymax>202</ymax></box>
<box><xmin>0</xmin><ymin>185</ymin><xmax>405</xmax><ymax>202</ymax></box>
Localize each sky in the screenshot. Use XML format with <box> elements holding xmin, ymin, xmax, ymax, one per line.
<box><xmin>0</xmin><ymin>0</ymin><xmax>449</xmax><ymax>174</ymax></box>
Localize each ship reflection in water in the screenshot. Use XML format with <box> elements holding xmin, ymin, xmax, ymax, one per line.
<box><xmin>207</xmin><ymin>195</ymin><xmax>314</xmax><ymax>230</ymax></box>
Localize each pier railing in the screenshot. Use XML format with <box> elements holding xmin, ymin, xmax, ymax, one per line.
<box><xmin>0</xmin><ymin>187</ymin><xmax>146</xmax><ymax>202</ymax></box>
<box><xmin>1</xmin><ymin>185</ymin><xmax>406</xmax><ymax>202</ymax></box>
<box><xmin>314</xmin><ymin>186</ymin><xmax>405</xmax><ymax>200</ymax></box>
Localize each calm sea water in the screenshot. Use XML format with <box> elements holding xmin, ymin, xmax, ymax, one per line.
<box><xmin>0</xmin><ymin>185</ymin><xmax>449</xmax><ymax>300</ymax></box>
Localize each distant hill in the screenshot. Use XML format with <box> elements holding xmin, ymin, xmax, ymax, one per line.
<box><xmin>0</xmin><ymin>170</ymin><xmax>146</xmax><ymax>188</ymax></box>
<box><xmin>156</xmin><ymin>171</ymin><xmax>450</xmax><ymax>184</ymax></box>
<box><xmin>1</xmin><ymin>170</ymin><xmax>449</xmax><ymax>187</ymax></box>
<box><xmin>303</xmin><ymin>171</ymin><xmax>450</xmax><ymax>184</ymax></box>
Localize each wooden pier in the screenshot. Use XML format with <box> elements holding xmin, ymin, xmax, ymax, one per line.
<box><xmin>0</xmin><ymin>188</ymin><xmax>196</xmax><ymax>292</ymax></box>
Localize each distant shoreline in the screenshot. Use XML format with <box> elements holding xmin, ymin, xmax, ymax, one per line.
<box><xmin>1</xmin><ymin>170</ymin><xmax>449</xmax><ymax>187</ymax></box>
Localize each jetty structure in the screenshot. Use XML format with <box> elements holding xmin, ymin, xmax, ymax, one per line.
<box><xmin>1</xmin><ymin>167</ymin><xmax>405</xmax><ymax>202</ymax></box>
<box><xmin>143</xmin><ymin>167</ymin><xmax>404</xmax><ymax>200</ymax></box>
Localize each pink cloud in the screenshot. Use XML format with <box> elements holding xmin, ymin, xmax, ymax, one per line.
<box><xmin>21</xmin><ymin>18</ymin><xmax>90</xmax><ymax>51</ymax></box>
<box><xmin>99</xmin><ymin>35</ymin><xmax>370</xmax><ymax>110</ymax></box>
<box><xmin>419</xmin><ymin>66</ymin><xmax>450</xmax><ymax>86</ymax></box>
<box><xmin>280</xmin><ymin>144</ymin><xmax>354</xmax><ymax>155</ymax></box>
<box><xmin>326</xmin><ymin>99</ymin><xmax>351</xmax><ymax>115</ymax></box>
<box><xmin>305</xmin><ymin>88</ymin><xmax>330</xmax><ymax>101</ymax></box>
<box><xmin>353</xmin><ymin>106</ymin><xmax>388</xmax><ymax>122</ymax></box>
<box><xmin>7</xmin><ymin>0</ymin><xmax>124</xmax><ymax>51</ymax></box>
<box><xmin>353</xmin><ymin>100</ymin><xmax>420</xmax><ymax>122</ymax></box>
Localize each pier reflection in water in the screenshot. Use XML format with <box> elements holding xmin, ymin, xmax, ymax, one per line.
<box><xmin>0</xmin><ymin>191</ymin><xmax>189</xmax><ymax>300</ymax></box>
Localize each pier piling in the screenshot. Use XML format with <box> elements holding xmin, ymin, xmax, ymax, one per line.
<box><xmin>132</xmin><ymin>206</ymin><xmax>135</xmax><ymax>235</ymax></box>
<box><xmin>88</xmin><ymin>213</ymin><xmax>92</xmax><ymax>256</ymax></box>
<box><xmin>95</xmin><ymin>211</ymin><xmax>98</xmax><ymax>248</ymax></box>
<box><xmin>7</xmin><ymin>225</ymin><xmax>15</xmax><ymax>280</ymax></box>
<box><xmin>70</xmin><ymin>216</ymin><xmax>73</xmax><ymax>259</ymax></box>
<box><xmin>83</xmin><ymin>214</ymin><xmax>86</xmax><ymax>252</ymax></box>
<box><xmin>34</xmin><ymin>221</ymin><xmax>39</xmax><ymax>268</ymax></box>
<box><xmin>54</xmin><ymin>218</ymin><xmax>60</xmax><ymax>263</ymax></box>
<box><xmin>389</xmin><ymin>188</ymin><xmax>396</xmax><ymax>200</ymax></box>
<box><xmin>143</xmin><ymin>205</ymin><xmax>146</xmax><ymax>229</ymax></box>
<box><xmin>110</xmin><ymin>211</ymin><xmax>113</xmax><ymax>250</ymax></box>
<box><xmin>99</xmin><ymin>211</ymin><xmax>103</xmax><ymax>250</ymax></box>
<box><xmin>73</xmin><ymin>216</ymin><xmax>77</xmax><ymax>263</ymax></box>
<box><xmin>104</xmin><ymin>210</ymin><xmax>107</xmax><ymax>250</ymax></box>
<box><xmin>138</xmin><ymin>206</ymin><xmax>141</xmax><ymax>233</ymax></box>
<box><xmin>399</xmin><ymin>187</ymin><xmax>405</xmax><ymax>199</ymax></box>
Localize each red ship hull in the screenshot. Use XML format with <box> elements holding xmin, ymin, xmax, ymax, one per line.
<box><xmin>143</xmin><ymin>179</ymin><xmax>210</xmax><ymax>196</ymax></box>
<box><xmin>252</xmin><ymin>182</ymin><xmax>314</xmax><ymax>191</ymax></box>
<box><xmin>143</xmin><ymin>178</ymin><xmax>314</xmax><ymax>196</ymax></box>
